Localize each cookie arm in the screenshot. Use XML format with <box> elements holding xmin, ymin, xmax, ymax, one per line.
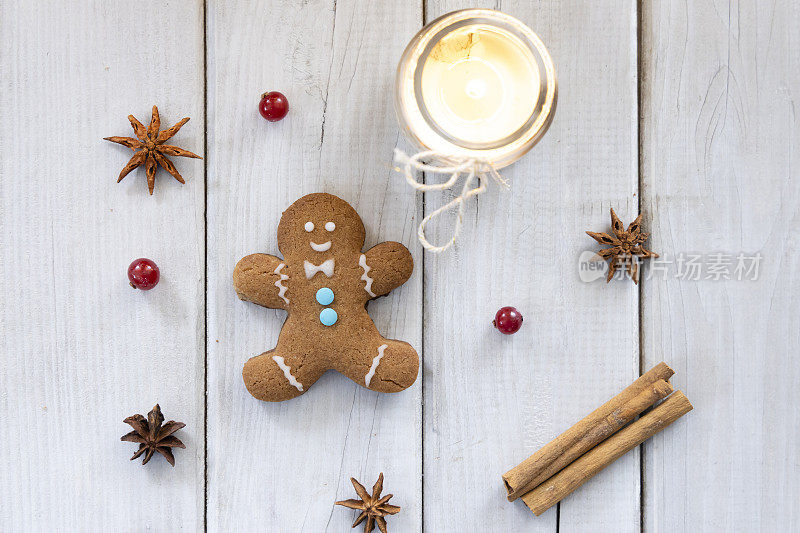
<box><xmin>361</xmin><ymin>242</ymin><xmax>413</xmax><ymax>298</ymax></box>
<box><xmin>233</xmin><ymin>253</ymin><xmax>290</xmax><ymax>310</ymax></box>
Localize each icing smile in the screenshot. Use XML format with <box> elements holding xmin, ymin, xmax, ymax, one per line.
<box><xmin>310</xmin><ymin>241</ymin><xmax>332</xmax><ymax>252</ymax></box>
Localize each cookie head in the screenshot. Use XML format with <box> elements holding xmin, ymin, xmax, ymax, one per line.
<box><xmin>277</xmin><ymin>193</ymin><xmax>366</xmax><ymax>258</ymax></box>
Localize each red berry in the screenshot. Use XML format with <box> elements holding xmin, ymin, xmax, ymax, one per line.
<box><xmin>493</xmin><ymin>306</ymin><xmax>523</xmax><ymax>334</ymax></box>
<box><xmin>128</xmin><ymin>258</ymin><xmax>160</xmax><ymax>290</ymax></box>
<box><xmin>258</xmin><ymin>91</ymin><xmax>289</xmax><ymax>121</ymax></box>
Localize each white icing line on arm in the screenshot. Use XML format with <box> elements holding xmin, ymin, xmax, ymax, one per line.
<box><xmin>310</xmin><ymin>241</ymin><xmax>332</xmax><ymax>252</ymax></box>
<box><xmin>272</xmin><ymin>355</ymin><xmax>303</xmax><ymax>391</ymax></box>
<box><xmin>273</xmin><ymin>263</ymin><xmax>290</xmax><ymax>304</ymax></box>
<box><xmin>304</xmin><ymin>259</ymin><xmax>335</xmax><ymax>279</ymax></box>
<box><xmin>365</xmin><ymin>344</ymin><xmax>388</xmax><ymax>387</ymax></box>
<box><xmin>359</xmin><ymin>254</ymin><xmax>377</xmax><ymax>297</ymax></box>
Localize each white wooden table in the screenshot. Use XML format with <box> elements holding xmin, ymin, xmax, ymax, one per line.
<box><xmin>1</xmin><ymin>1</ymin><xmax>798</xmax><ymax>531</ymax></box>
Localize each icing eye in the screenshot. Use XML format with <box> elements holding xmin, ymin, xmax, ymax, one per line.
<box><xmin>325</xmin><ymin>222</ymin><xmax>336</xmax><ymax>232</ymax></box>
<box><xmin>304</xmin><ymin>221</ymin><xmax>314</xmax><ymax>232</ymax></box>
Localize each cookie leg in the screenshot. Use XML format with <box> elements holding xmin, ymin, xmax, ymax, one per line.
<box><xmin>242</xmin><ymin>350</ymin><xmax>322</xmax><ymax>402</ymax></box>
<box><xmin>339</xmin><ymin>339</ymin><xmax>419</xmax><ymax>393</ymax></box>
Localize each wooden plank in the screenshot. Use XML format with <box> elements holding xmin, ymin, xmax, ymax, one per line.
<box><xmin>205</xmin><ymin>1</ymin><xmax>422</xmax><ymax>530</ymax></box>
<box><xmin>422</xmin><ymin>1</ymin><xmax>640</xmax><ymax>531</ymax></box>
<box><xmin>0</xmin><ymin>1</ymin><xmax>205</xmax><ymax>530</ymax></box>
<box><xmin>640</xmin><ymin>0</ymin><xmax>800</xmax><ymax>530</ymax></box>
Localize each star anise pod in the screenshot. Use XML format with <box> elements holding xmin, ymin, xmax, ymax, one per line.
<box><xmin>586</xmin><ymin>208</ymin><xmax>659</xmax><ymax>283</ymax></box>
<box><xmin>121</xmin><ymin>404</ymin><xmax>185</xmax><ymax>466</ymax></box>
<box><xmin>104</xmin><ymin>106</ymin><xmax>202</xmax><ymax>195</ymax></box>
<box><xmin>335</xmin><ymin>473</ymin><xmax>401</xmax><ymax>533</ymax></box>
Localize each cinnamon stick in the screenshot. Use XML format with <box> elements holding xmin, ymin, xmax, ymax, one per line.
<box><xmin>521</xmin><ymin>391</ymin><xmax>693</xmax><ymax>516</ymax></box>
<box><xmin>528</xmin><ymin>379</ymin><xmax>672</xmax><ymax>492</ymax></box>
<box><xmin>503</xmin><ymin>362</ymin><xmax>674</xmax><ymax>501</ymax></box>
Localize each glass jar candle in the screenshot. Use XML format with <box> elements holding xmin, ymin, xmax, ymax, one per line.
<box><xmin>395</xmin><ymin>9</ymin><xmax>557</xmax><ymax>168</ymax></box>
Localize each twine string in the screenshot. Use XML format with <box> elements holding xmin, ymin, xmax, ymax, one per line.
<box><xmin>393</xmin><ymin>148</ymin><xmax>510</xmax><ymax>253</ymax></box>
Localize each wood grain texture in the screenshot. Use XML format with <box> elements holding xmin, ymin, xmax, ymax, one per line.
<box><xmin>2</xmin><ymin>0</ymin><xmax>799</xmax><ymax>530</ymax></box>
<box><xmin>640</xmin><ymin>0</ymin><xmax>800</xmax><ymax>530</ymax></box>
<box><xmin>0</xmin><ymin>0</ymin><xmax>205</xmax><ymax>530</ymax></box>
<box><xmin>421</xmin><ymin>1</ymin><xmax>640</xmax><ymax>532</ymax></box>
<box><xmin>205</xmin><ymin>0</ymin><xmax>422</xmax><ymax>530</ymax></box>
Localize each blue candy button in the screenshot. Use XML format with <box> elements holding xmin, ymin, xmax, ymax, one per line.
<box><xmin>316</xmin><ymin>287</ymin><xmax>334</xmax><ymax>306</ymax></box>
<box><xmin>319</xmin><ymin>308</ymin><xmax>338</xmax><ymax>326</ymax></box>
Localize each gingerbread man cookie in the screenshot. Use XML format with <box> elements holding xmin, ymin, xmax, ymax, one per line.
<box><xmin>233</xmin><ymin>193</ymin><xmax>419</xmax><ymax>401</ymax></box>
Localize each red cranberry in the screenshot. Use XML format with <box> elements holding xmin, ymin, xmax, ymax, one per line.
<box><xmin>493</xmin><ymin>306</ymin><xmax>523</xmax><ymax>334</ymax></box>
<box><xmin>258</xmin><ymin>91</ymin><xmax>289</xmax><ymax>122</ymax></box>
<box><xmin>128</xmin><ymin>258</ymin><xmax>160</xmax><ymax>290</ymax></box>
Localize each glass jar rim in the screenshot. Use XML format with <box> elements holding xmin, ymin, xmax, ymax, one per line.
<box><xmin>395</xmin><ymin>9</ymin><xmax>557</xmax><ymax>168</ymax></box>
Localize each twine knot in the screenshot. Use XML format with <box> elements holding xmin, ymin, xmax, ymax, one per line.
<box><xmin>393</xmin><ymin>148</ymin><xmax>510</xmax><ymax>253</ymax></box>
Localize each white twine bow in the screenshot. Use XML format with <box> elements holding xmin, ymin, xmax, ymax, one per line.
<box><xmin>393</xmin><ymin>148</ymin><xmax>510</xmax><ymax>253</ymax></box>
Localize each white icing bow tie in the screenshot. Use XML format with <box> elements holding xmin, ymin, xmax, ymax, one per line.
<box><xmin>304</xmin><ymin>259</ymin><xmax>335</xmax><ymax>279</ymax></box>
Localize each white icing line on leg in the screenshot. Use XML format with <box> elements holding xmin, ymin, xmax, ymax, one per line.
<box><xmin>272</xmin><ymin>355</ymin><xmax>303</xmax><ymax>391</ymax></box>
<box><xmin>365</xmin><ymin>344</ymin><xmax>388</xmax><ymax>387</ymax></box>
<box><xmin>359</xmin><ymin>254</ymin><xmax>377</xmax><ymax>297</ymax></box>
<box><xmin>273</xmin><ymin>263</ymin><xmax>290</xmax><ymax>304</ymax></box>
